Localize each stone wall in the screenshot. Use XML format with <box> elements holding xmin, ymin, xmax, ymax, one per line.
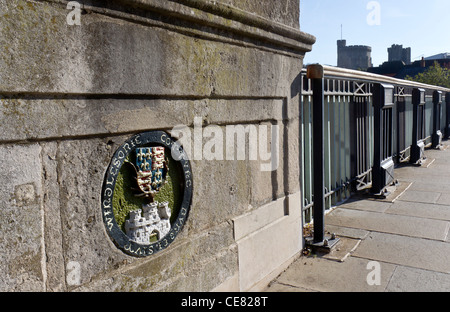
<box><xmin>0</xmin><ymin>0</ymin><xmax>314</xmax><ymax>291</ymax></box>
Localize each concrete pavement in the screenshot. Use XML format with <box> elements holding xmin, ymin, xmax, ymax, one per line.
<box><xmin>265</xmin><ymin>142</ymin><xmax>450</xmax><ymax>292</ymax></box>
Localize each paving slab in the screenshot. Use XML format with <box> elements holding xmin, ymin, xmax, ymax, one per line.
<box><xmin>437</xmin><ymin>193</ymin><xmax>450</xmax><ymax>206</ymax></box>
<box><xmin>398</xmin><ymin>189</ymin><xmax>442</xmax><ymax>204</ymax></box>
<box><xmin>395</xmin><ymin>172</ymin><xmax>450</xmax><ymax>185</ymax></box>
<box><xmin>386</xmin><ymin>266</ymin><xmax>450</xmax><ymax>292</ymax></box>
<box><xmin>395</xmin><ymin>162</ymin><xmax>450</xmax><ymax>183</ymax></box>
<box><xmin>386</xmin><ymin>200</ymin><xmax>450</xmax><ymax>221</ymax></box>
<box><xmin>399</xmin><ymin>165</ymin><xmax>450</xmax><ymax>177</ymax></box>
<box><xmin>339</xmin><ymin>198</ymin><xmax>392</xmax><ymax>213</ymax></box>
<box><xmin>380</xmin><ymin>181</ymin><xmax>412</xmax><ymax>203</ymax></box>
<box><xmin>432</xmin><ymin>158</ymin><xmax>450</xmax><ymax>166</ymax></box>
<box><xmin>407</xmin><ymin>180</ymin><xmax>450</xmax><ymax>193</ymax></box>
<box><xmin>270</xmin><ymin>256</ymin><xmax>396</xmax><ymax>292</ymax></box>
<box><xmin>353</xmin><ymin>232</ymin><xmax>450</xmax><ymax>273</ymax></box>
<box><xmin>319</xmin><ymin>237</ymin><xmax>361</xmax><ymax>262</ymax></box>
<box><xmin>326</xmin><ymin>208</ymin><xmax>449</xmax><ymax>241</ymax></box>
<box><xmin>325</xmin><ymin>225</ymin><xmax>370</xmax><ymax>240</ymax></box>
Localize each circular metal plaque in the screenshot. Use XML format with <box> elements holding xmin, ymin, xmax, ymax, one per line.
<box><xmin>101</xmin><ymin>131</ymin><xmax>192</xmax><ymax>257</ymax></box>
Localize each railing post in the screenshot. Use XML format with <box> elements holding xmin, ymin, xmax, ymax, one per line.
<box><xmin>446</xmin><ymin>92</ymin><xmax>450</xmax><ymax>140</ymax></box>
<box><xmin>432</xmin><ymin>90</ymin><xmax>443</xmax><ymax>148</ymax></box>
<box><xmin>396</xmin><ymin>91</ymin><xmax>407</xmax><ymax>161</ymax></box>
<box><xmin>305</xmin><ymin>65</ymin><xmax>339</xmax><ymax>251</ymax></box>
<box><xmin>411</xmin><ymin>88</ymin><xmax>426</xmax><ymax>165</ymax></box>
<box><xmin>308</xmin><ymin>64</ymin><xmax>325</xmax><ymax>244</ymax></box>
<box><xmin>372</xmin><ymin>83</ymin><xmax>395</xmax><ymax>196</ymax></box>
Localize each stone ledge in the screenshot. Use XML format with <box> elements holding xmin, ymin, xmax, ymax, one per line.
<box><xmin>46</xmin><ymin>0</ymin><xmax>315</xmax><ymax>53</ymax></box>
<box><xmin>0</xmin><ymin>1</ymin><xmax>303</xmax><ymax>96</ymax></box>
<box><xmin>118</xmin><ymin>0</ymin><xmax>315</xmax><ymax>48</ymax></box>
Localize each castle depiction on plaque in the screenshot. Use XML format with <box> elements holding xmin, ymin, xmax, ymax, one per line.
<box><xmin>125</xmin><ymin>202</ymin><xmax>171</xmax><ymax>245</ymax></box>
<box><xmin>101</xmin><ymin>131</ymin><xmax>192</xmax><ymax>257</ymax></box>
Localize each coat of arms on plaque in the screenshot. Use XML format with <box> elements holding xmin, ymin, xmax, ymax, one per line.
<box><xmin>101</xmin><ymin>131</ymin><xmax>192</xmax><ymax>257</ymax></box>
<box><xmin>125</xmin><ymin>147</ymin><xmax>171</xmax><ymax>244</ymax></box>
<box><xmin>134</xmin><ymin>147</ymin><xmax>167</xmax><ymax>197</ymax></box>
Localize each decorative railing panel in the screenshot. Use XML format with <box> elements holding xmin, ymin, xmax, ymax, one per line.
<box><xmin>301</xmin><ymin>65</ymin><xmax>450</xmax><ymax>229</ymax></box>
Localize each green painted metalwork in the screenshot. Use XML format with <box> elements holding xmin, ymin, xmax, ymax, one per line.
<box><xmin>301</xmin><ymin>66</ymin><xmax>450</xmax><ymax>225</ymax></box>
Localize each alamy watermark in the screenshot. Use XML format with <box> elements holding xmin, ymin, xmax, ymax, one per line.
<box><xmin>366</xmin><ymin>261</ymin><xmax>381</xmax><ymax>286</ymax></box>
<box><xmin>66</xmin><ymin>1</ymin><xmax>82</xmax><ymax>26</ymax></box>
<box><xmin>66</xmin><ymin>261</ymin><xmax>81</xmax><ymax>286</ymax></box>
<box><xmin>170</xmin><ymin>117</ymin><xmax>279</xmax><ymax>172</ymax></box>
<box><xmin>367</xmin><ymin>1</ymin><xmax>381</xmax><ymax>26</ymax></box>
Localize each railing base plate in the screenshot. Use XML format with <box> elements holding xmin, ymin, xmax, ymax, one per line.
<box><xmin>305</xmin><ymin>235</ymin><xmax>340</xmax><ymax>254</ymax></box>
<box><xmin>369</xmin><ymin>189</ymin><xmax>391</xmax><ymax>199</ymax></box>
<box><xmin>369</xmin><ymin>179</ymin><xmax>399</xmax><ymax>199</ymax></box>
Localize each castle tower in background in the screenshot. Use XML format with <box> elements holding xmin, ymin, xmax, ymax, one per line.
<box><xmin>337</xmin><ymin>39</ymin><xmax>372</xmax><ymax>71</ymax></box>
<box><xmin>388</xmin><ymin>44</ymin><xmax>411</xmax><ymax>65</ymax></box>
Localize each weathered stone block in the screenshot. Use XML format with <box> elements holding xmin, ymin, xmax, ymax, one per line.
<box><xmin>219</xmin><ymin>0</ymin><xmax>300</xmax><ymax>28</ymax></box>
<box><xmin>55</xmin><ymin>138</ymin><xmax>131</xmax><ymax>287</ymax></box>
<box><xmin>188</xmin><ymin>156</ymin><xmax>251</xmax><ymax>233</ymax></box>
<box><xmin>41</xmin><ymin>142</ymin><xmax>66</xmax><ymax>291</ymax></box>
<box><xmin>234</xmin><ymin>192</ymin><xmax>302</xmax><ymax>291</ymax></box>
<box><xmin>76</xmin><ymin>222</ymin><xmax>237</xmax><ymax>292</ymax></box>
<box><xmin>0</xmin><ymin>144</ymin><xmax>44</xmax><ymax>291</ymax></box>
<box><xmin>0</xmin><ymin>97</ymin><xmax>291</xmax><ymax>143</ymax></box>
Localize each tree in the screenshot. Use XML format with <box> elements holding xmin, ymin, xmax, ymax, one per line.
<box><xmin>405</xmin><ymin>61</ymin><xmax>450</xmax><ymax>88</ymax></box>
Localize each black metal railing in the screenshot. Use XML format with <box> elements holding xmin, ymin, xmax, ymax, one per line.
<box><xmin>301</xmin><ymin>64</ymin><xmax>450</xmax><ymax>245</ymax></box>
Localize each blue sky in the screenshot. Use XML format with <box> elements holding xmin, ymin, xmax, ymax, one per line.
<box><xmin>300</xmin><ymin>0</ymin><xmax>450</xmax><ymax>67</ymax></box>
